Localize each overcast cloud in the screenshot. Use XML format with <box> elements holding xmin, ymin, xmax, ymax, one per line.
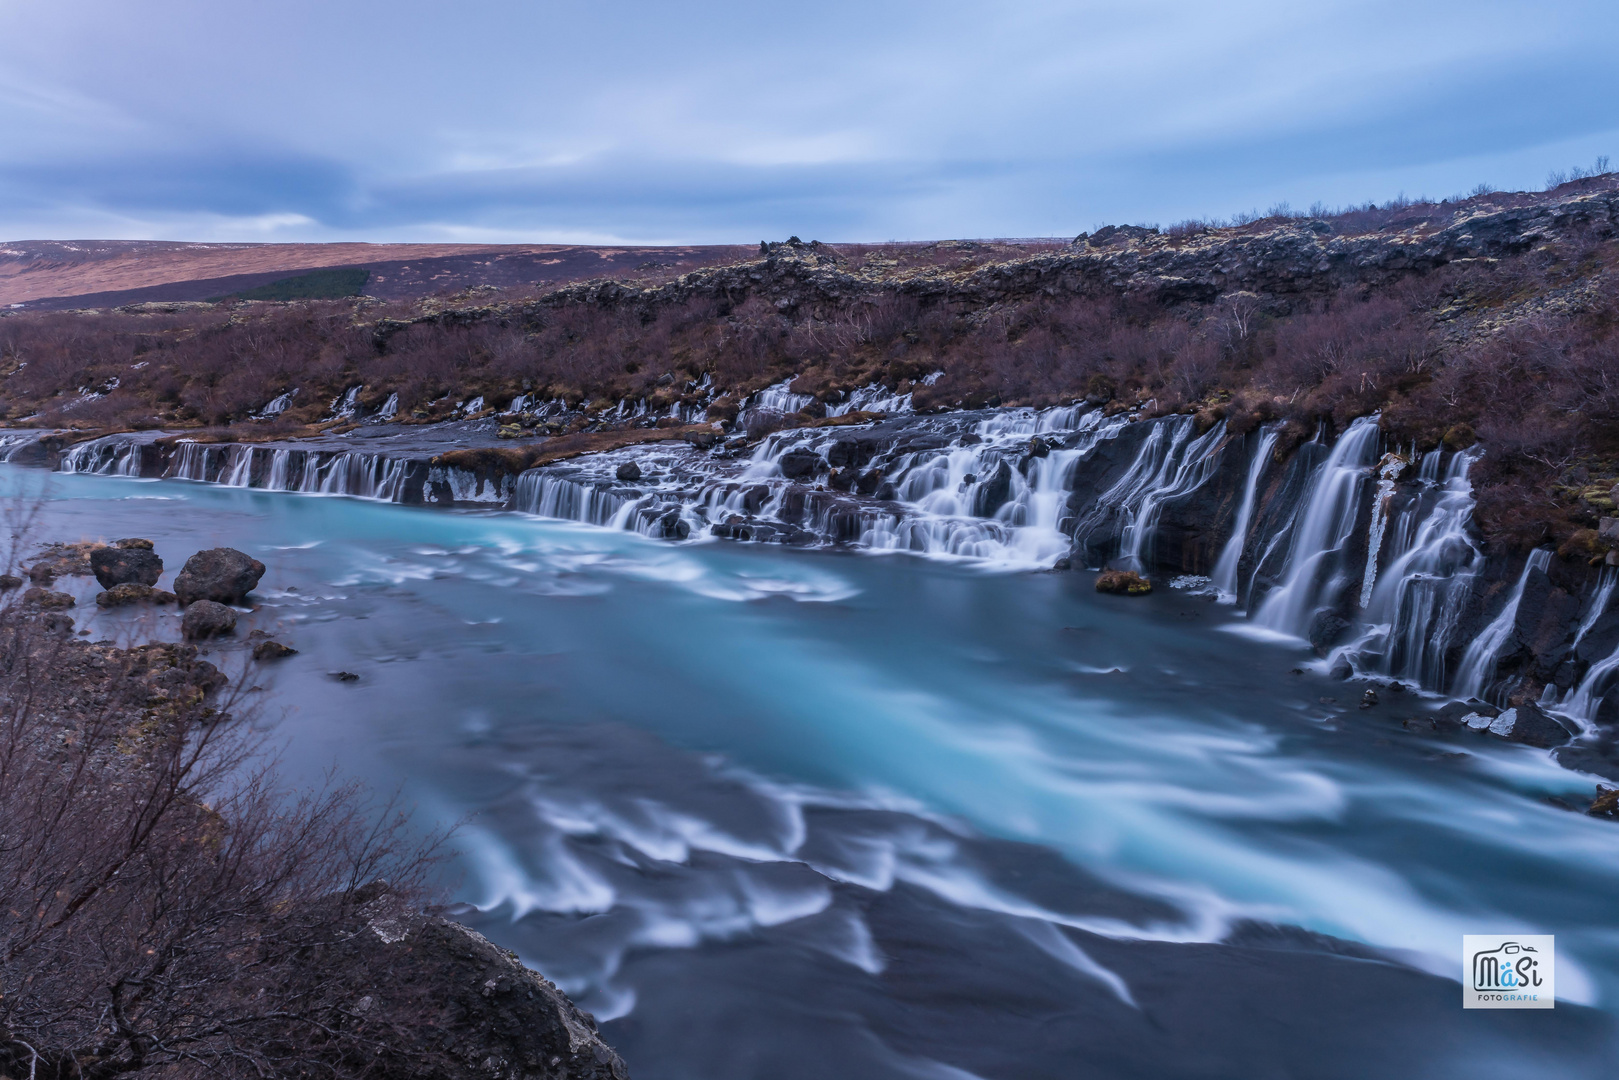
<box><xmin>0</xmin><ymin>0</ymin><xmax>1614</xmax><ymax>243</ymax></box>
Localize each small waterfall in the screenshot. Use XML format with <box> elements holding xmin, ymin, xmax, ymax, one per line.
<box><xmin>379</xmin><ymin>393</ymin><xmax>400</xmax><ymax>420</ymax></box>
<box><xmin>1572</xmin><ymin>567</ymin><xmax>1617</xmax><ymax>650</ymax></box>
<box><xmin>1211</xmin><ymin>427</ymin><xmax>1278</xmax><ymax>604</ymax></box>
<box><xmin>1454</xmin><ymin>548</ymin><xmax>1552</xmax><ymax>701</ymax></box>
<box><xmin>513</xmin><ymin>473</ymin><xmax>632</xmax><ymax>526</ymax></box>
<box><xmin>169</xmin><ymin>442</ymin><xmax>219</xmax><ymax>482</ymax></box>
<box><xmin>220</xmin><ymin>445</ymin><xmax>255</xmax><ymax>487</ymax></box>
<box><xmin>264</xmin><ymin>448</ymin><xmax>295</xmax><ymax>490</ymax></box>
<box><xmin>826</xmin><ymin>384</ymin><xmax>914</xmax><ymax>417</ymax></box>
<box><xmin>60</xmin><ymin>436</ymin><xmax>141</xmax><ymax>476</ymax></box>
<box><xmin>1117</xmin><ymin>420</ymin><xmax>1227</xmax><ymax>570</ymax></box>
<box><xmin>330</xmin><ymin>385</ymin><xmax>362</xmax><ymax>419</ymax></box>
<box><xmin>257</xmin><ymin>389</ymin><xmax>297</xmax><ymax>418</ymax></box>
<box><xmin>1338</xmin><ymin>449</ymin><xmax>1483</xmax><ymax>689</ymax></box>
<box><xmin>321</xmin><ymin>453</ymin><xmax>410</xmax><ymax>500</ymax></box>
<box><xmin>1563</xmin><ymin>639</ymin><xmax>1619</xmax><ymax>728</ymax></box>
<box><xmin>1252</xmin><ymin>416</ymin><xmax>1382</xmax><ymax>638</ymax></box>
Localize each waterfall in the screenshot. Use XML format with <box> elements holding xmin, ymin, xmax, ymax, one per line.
<box><xmin>1211</xmin><ymin>427</ymin><xmax>1278</xmax><ymax>604</ymax></box>
<box><xmin>60</xmin><ymin>435</ymin><xmax>141</xmax><ymax>476</ymax></box>
<box><xmin>1453</xmin><ymin>548</ymin><xmax>1552</xmax><ymax>701</ymax></box>
<box><xmin>220</xmin><ymin>445</ymin><xmax>255</xmax><ymax>487</ymax></box>
<box><xmin>1563</xmin><ymin>641</ymin><xmax>1619</xmax><ymax>728</ymax></box>
<box><xmin>826</xmin><ymin>383</ymin><xmax>914</xmax><ymax>417</ymax></box>
<box><xmin>1251</xmin><ymin>416</ymin><xmax>1382</xmax><ymax>638</ymax></box>
<box><xmin>1335</xmin><ymin>449</ymin><xmax>1483</xmax><ymax>689</ymax></box>
<box><xmin>513</xmin><ymin>473</ymin><xmax>632</xmax><ymax>526</ymax></box>
<box><xmin>1572</xmin><ymin>567</ymin><xmax>1617</xmax><ymax>650</ymax></box>
<box><xmin>1117</xmin><ymin>419</ymin><xmax>1227</xmax><ymax>570</ymax></box>
<box><xmin>379</xmin><ymin>393</ymin><xmax>400</xmax><ymax>420</ymax></box>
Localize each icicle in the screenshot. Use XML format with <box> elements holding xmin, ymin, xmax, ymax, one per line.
<box><xmin>1358</xmin><ymin>453</ymin><xmax>1408</xmax><ymax>608</ymax></box>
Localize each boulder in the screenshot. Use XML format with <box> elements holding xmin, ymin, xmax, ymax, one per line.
<box><xmin>0</xmin><ymin>574</ymin><xmax>20</xmax><ymax>591</ymax></box>
<box><xmin>23</xmin><ymin>587</ymin><xmax>74</xmax><ymax>610</ymax></box>
<box><xmin>1601</xmin><ymin>517</ymin><xmax>1619</xmax><ymax>544</ymax></box>
<box><xmin>776</xmin><ymin>448</ymin><xmax>825</xmax><ymax>480</ymax></box>
<box><xmin>1484</xmin><ymin>703</ymin><xmax>1571</xmax><ymax>748</ymax></box>
<box><xmin>253</xmin><ymin>640</ymin><xmax>298</xmax><ymax>661</ymax></box>
<box><xmin>174</xmin><ymin>548</ymin><xmax>265</xmax><ymax>606</ymax></box>
<box><xmin>1027</xmin><ymin>436</ymin><xmax>1051</xmax><ymax>458</ymax></box>
<box><xmin>115</xmin><ymin>537</ymin><xmax>155</xmax><ymax>550</ymax></box>
<box><xmin>614</xmin><ymin>460</ymin><xmax>642</xmax><ymax>482</ymax></box>
<box><xmin>1307</xmin><ymin>611</ymin><xmax>1351</xmax><ymax>655</ymax></box>
<box><xmin>181</xmin><ymin>600</ymin><xmax>238</xmax><ymax>641</ymax></box>
<box><xmin>1095</xmin><ymin>569</ymin><xmax>1152</xmax><ymax>595</ymax></box>
<box><xmin>89</xmin><ymin>545</ymin><xmax>163</xmax><ymax>588</ymax></box>
<box><xmin>971</xmin><ymin>458</ymin><xmax>1014</xmax><ymax>518</ymax></box>
<box><xmin>96</xmin><ymin>583</ymin><xmax>177</xmax><ymax>607</ymax></box>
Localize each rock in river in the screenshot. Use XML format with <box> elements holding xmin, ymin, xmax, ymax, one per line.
<box><xmin>89</xmin><ymin>545</ymin><xmax>163</xmax><ymax>588</ymax></box>
<box><xmin>174</xmin><ymin>547</ymin><xmax>265</xmax><ymax>606</ymax></box>
<box><xmin>97</xmin><ymin>583</ymin><xmax>177</xmax><ymax>607</ymax></box>
<box><xmin>181</xmin><ymin>599</ymin><xmax>238</xmax><ymax>641</ymax></box>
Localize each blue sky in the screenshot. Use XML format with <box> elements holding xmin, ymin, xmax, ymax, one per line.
<box><xmin>1</xmin><ymin>0</ymin><xmax>1615</xmax><ymax>243</ymax></box>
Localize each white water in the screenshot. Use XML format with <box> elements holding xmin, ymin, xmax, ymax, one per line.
<box><xmin>1252</xmin><ymin>417</ymin><xmax>1382</xmax><ymax>638</ymax></box>
<box><xmin>1454</xmin><ymin>548</ymin><xmax>1552</xmax><ymax>701</ymax></box>
<box><xmin>1211</xmin><ymin>427</ymin><xmax>1278</xmax><ymax>604</ymax></box>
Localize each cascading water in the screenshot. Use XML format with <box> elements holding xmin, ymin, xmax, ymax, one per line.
<box><xmin>1332</xmin><ymin>449</ymin><xmax>1483</xmax><ymax>690</ymax></box>
<box><xmin>1116</xmin><ymin>419</ymin><xmax>1228</xmax><ymax>571</ymax></box>
<box><xmin>1454</xmin><ymin>548</ymin><xmax>1552</xmax><ymax>701</ymax></box>
<box><xmin>1573</xmin><ymin>567</ymin><xmax>1617</xmax><ymax>650</ymax></box>
<box><xmin>1251</xmin><ymin>416</ymin><xmax>1382</xmax><ymax>638</ymax></box>
<box><xmin>1210</xmin><ymin>427</ymin><xmax>1278</xmax><ymax>604</ymax></box>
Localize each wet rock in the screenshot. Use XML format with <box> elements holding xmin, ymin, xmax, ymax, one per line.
<box><xmin>826</xmin><ymin>437</ymin><xmax>878</xmax><ymax>469</ymax></box>
<box><xmin>1052</xmin><ymin>556</ymin><xmax>1072</xmax><ymax>571</ymax></box>
<box><xmin>114</xmin><ymin>537</ymin><xmax>155</xmax><ymax>550</ymax></box>
<box><xmin>181</xmin><ymin>600</ymin><xmax>238</xmax><ymax>641</ymax></box>
<box><xmin>971</xmin><ymin>458</ymin><xmax>1014</xmax><ymax>517</ymax></box>
<box><xmin>615</xmin><ymin>460</ymin><xmax>643</xmax><ymax>482</ymax></box>
<box><xmin>89</xmin><ymin>545</ymin><xmax>163</xmax><ymax>589</ymax></box>
<box><xmin>253</xmin><ymin>640</ymin><xmax>298</xmax><ymax>661</ymax></box>
<box><xmin>0</xmin><ymin>574</ymin><xmax>21</xmax><ymax>591</ymax></box>
<box><xmin>655</xmin><ymin>509</ymin><xmax>691</xmax><ymax>540</ymax></box>
<box><xmin>96</xmin><ymin>583</ymin><xmax>177</xmax><ymax>607</ymax></box>
<box><xmin>1027</xmin><ymin>436</ymin><xmax>1051</xmax><ymax>458</ymax></box>
<box><xmin>1095</xmin><ymin>569</ymin><xmax>1152</xmax><ymax>595</ymax></box>
<box><xmin>40</xmin><ymin>612</ymin><xmax>74</xmax><ymax>635</ymax></box>
<box><xmin>1601</xmin><ymin>517</ymin><xmax>1619</xmax><ymax>544</ymax></box>
<box><xmin>827</xmin><ymin>467</ymin><xmax>856</xmax><ymax>492</ymax></box>
<box><xmin>683</xmin><ymin>429</ymin><xmax>721</xmax><ymax>450</ymax></box>
<box><xmin>23</xmin><ymin>587</ymin><xmax>75</xmax><ymax>610</ymax></box>
<box><xmin>330</xmin><ymin>671</ymin><xmax>360</xmax><ymax>682</ymax></box>
<box><xmin>1308</xmin><ymin>611</ymin><xmax>1350</xmax><ymax>655</ymax></box>
<box><xmin>1590</xmin><ymin>786</ymin><xmax>1619</xmax><ymax>818</ymax></box>
<box><xmin>777</xmin><ymin>448</ymin><xmax>825</xmax><ymax>480</ymax></box>
<box><xmin>1433</xmin><ymin>700</ymin><xmax>1499</xmax><ymax>732</ymax></box>
<box><xmin>1484</xmin><ymin>702</ymin><xmax>1571</xmax><ymax>748</ymax></box>
<box><xmin>174</xmin><ymin>547</ymin><xmax>266</xmax><ymax>606</ymax></box>
<box><xmin>1360</xmin><ymin>688</ymin><xmax>1379</xmax><ymax>709</ymax></box>
<box><xmin>1327</xmin><ymin>657</ymin><xmax>1353</xmax><ymax>680</ymax></box>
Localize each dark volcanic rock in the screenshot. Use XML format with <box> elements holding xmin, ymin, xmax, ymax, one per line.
<box><xmin>1486</xmin><ymin>702</ymin><xmax>1572</xmax><ymax>748</ymax></box>
<box><xmin>0</xmin><ymin>574</ymin><xmax>20</xmax><ymax>591</ymax></box>
<box><xmin>96</xmin><ymin>583</ymin><xmax>177</xmax><ymax>607</ymax></box>
<box><xmin>253</xmin><ymin>639</ymin><xmax>298</xmax><ymax>661</ymax></box>
<box><xmin>23</xmin><ymin>587</ymin><xmax>74</xmax><ymax>610</ymax></box>
<box><xmin>971</xmin><ymin>458</ymin><xmax>1014</xmax><ymax>517</ymax></box>
<box><xmin>89</xmin><ymin>545</ymin><xmax>163</xmax><ymax>588</ymax></box>
<box><xmin>174</xmin><ymin>547</ymin><xmax>266</xmax><ymax>606</ymax></box>
<box><xmin>181</xmin><ymin>599</ymin><xmax>238</xmax><ymax>640</ymax></box>
<box><xmin>614</xmin><ymin>460</ymin><xmax>642</xmax><ymax>482</ymax></box>
<box><xmin>1096</xmin><ymin>569</ymin><xmax>1152</xmax><ymax>595</ymax></box>
<box><xmin>1308</xmin><ymin>612</ymin><xmax>1351</xmax><ymax>656</ymax></box>
<box><xmin>776</xmin><ymin>447</ymin><xmax>825</xmax><ymax>480</ymax></box>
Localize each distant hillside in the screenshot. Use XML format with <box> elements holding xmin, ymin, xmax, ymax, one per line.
<box><xmin>0</xmin><ymin>239</ymin><xmax>754</xmax><ymax>309</ymax></box>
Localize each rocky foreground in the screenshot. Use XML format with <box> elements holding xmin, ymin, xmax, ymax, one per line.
<box><xmin>0</xmin><ymin>539</ymin><xmax>628</xmax><ymax>1080</ymax></box>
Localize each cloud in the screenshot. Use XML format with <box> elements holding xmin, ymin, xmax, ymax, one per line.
<box><xmin>0</xmin><ymin>0</ymin><xmax>1613</xmax><ymax>242</ymax></box>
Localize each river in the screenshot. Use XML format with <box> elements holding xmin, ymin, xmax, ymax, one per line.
<box><xmin>9</xmin><ymin>466</ymin><xmax>1618</xmax><ymax>1079</ymax></box>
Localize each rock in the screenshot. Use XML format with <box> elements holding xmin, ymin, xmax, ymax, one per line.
<box><xmin>1601</xmin><ymin>517</ymin><xmax>1619</xmax><ymax>544</ymax></box>
<box><xmin>26</xmin><ymin>564</ymin><xmax>55</xmax><ymax>584</ymax></box>
<box><xmin>0</xmin><ymin>574</ymin><xmax>20</xmax><ymax>591</ymax></box>
<box><xmin>115</xmin><ymin>537</ymin><xmax>155</xmax><ymax>550</ymax></box>
<box><xmin>1027</xmin><ymin>436</ymin><xmax>1051</xmax><ymax>458</ymax></box>
<box><xmin>174</xmin><ymin>547</ymin><xmax>266</xmax><ymax>606</ymax></box>
<box><xmin>1327</xmin><ymin>657</ymin><xmax>1353</xmax><ymax>681</ymax></box>
<box><xmin>1052</xmin><ymin>556</ymin><xmax>1072</xmax><ymax>571</ymax></box>
<box><xmin>1360</xmin><ymin>688</ymin><xmax>1379</xmax><ymax>709</ymax></box>
<box><xmin>181</xmin><ymin>600</ymin><xmax>238</xmax><ymax>641</ymax></box>
<box><xmin>96</xmin><ymin>583</ymin><xmax>177</xmax><ymax>607</ymax></box>
<box><xmin>1307</xmin><ymin>611</ymin><xmax>1350</xmax><ymax>655</ymax></box>
<box><xmin>1095</xmin><ymin>569</ymin><xmax>1152</xmax><ymax>595</ymax></box>
<box><xmin>330</xmin><ymin>670</ymin><xmax>360</xmax><ymax>682</ymax></box>
<box><xmin>971</xmin><ymin>458</ymin><xmax>1014</xmax><ymax>517</ymax></box>
<box><xmin>614</xmin><ymin>460</ymin><xmax>642</xmax><ymax>482</ymax></box>
<box><xmin>1484</xmin><ymin>702</ymin><xmax>1571</xmax><ymax>748</ymax></box>
<box><xmin>776</xmin><ymin>448</ymin><xmax>825</xmax><ymax>480</ymax></box>
<box><xmin>683</xmin><ymin>429</ymin><xmax>721</xmax><ymax>450</ymax></box>
<box><xmin>1589</xmin><ymin>786</ymin><xmax>1619</xmax><ymax>818</ymax></box>
<box><xmin>40</xmin><ymin>612</ymin><xmax>74</xmax><ymax>635</ymax></box>
<box><xmin>89</xmin><ymin>545</ymin><xmax>163</xmax><ymax>588</ymax></box>
<box><xmin>253</xmin><ymin>640</ymin><xmax>298</xmax><ymax>661</ymax></box>
<box><xmin>23</xmin><ymin>587</ymin><xmax>74</xmax><ymax>610</ymax></box>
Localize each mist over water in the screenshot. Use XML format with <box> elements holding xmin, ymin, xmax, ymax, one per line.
<box><xmin>12</xmin><ymin>468</ymin><xmax>1619</xmax><ymax>1079</ymax></box>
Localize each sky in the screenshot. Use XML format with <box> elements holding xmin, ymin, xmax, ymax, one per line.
<box><xmin>1</xmin><ymin>0</ymin><xmax>1616</xmax><ymax>245</ymax></box>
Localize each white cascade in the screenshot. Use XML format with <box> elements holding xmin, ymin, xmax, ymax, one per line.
<box><xmin>1210</xmin><ymin>427</ymin><xmax>1278</xmax><ymax>604</ymax></box>
<box><xmin>1252</xmin><ymin>416</ymin><xmax>1382</xmax><ymax>638</ymax></box>
<box><xmin>1454</xmin><ymin>548</ymin><xmax>1552</xmax><ymax>701</ymax></box>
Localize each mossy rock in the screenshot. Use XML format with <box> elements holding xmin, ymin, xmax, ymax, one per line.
<box><xmin>1096</xmin><ymin>569</ymin><xmax>1152</xmax><ymax>596</ymax></box>
<box><xmin>1442</xmin><ymin>423</ymin><xmax>1477</xmax><ymax>451</ymax></box>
